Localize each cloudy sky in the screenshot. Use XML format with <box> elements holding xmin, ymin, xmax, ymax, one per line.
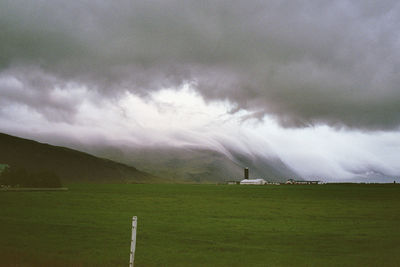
<box><xmin>1</xmin><ymin>0</ymin><xmax>400</xmax><ymax>181</ymax></box>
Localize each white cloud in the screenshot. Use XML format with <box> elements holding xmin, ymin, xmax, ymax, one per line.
<box><xmin>1</xmin><ymin>81</ymin><xmax>400</xmax><ymax>180</ymax></box>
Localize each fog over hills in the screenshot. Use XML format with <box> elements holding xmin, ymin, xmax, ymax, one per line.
<box><xmin>0</xmin><ymin>131</ymin><xmax>299</xmax><ymax>183</ymax></box>
<box><xmin>82</xmin><ymin>143</ymin><xmax>400</xmax><ymax>183</ymax></box>
<box><xmin>1</xmin><ymin>131</ymin><xmax>398</xmax><ymax>183</ymax></box>
<box><xmin>88</xmin><ymin>145</ymin><xmax>299</xmax><ymax>183</ymax></box>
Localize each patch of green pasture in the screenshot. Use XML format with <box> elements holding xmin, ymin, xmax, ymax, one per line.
<box><xmin>0</xmin><ymin>184</ymin><xmax>399</xmax><ymax>266</ymax></box>
<box><xmin>0</xmin><ymin>163</ymin><xmax>8</xmax><ymax>172</ymax></box>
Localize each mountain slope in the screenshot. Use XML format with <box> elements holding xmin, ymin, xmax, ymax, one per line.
<box><xmin>0</xmin><ymin>133</ymin><xmax>156</xmax><ymax>183</ymax></box>
<box><xmin>90</xmin><ymin>145</ymin><xmax>300</xmax><ymax>182</ymax></box>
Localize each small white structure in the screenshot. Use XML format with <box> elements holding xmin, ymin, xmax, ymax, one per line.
<box><xmin>240</xmin><ymin>179</ymin><xmax>266</xmax><ymax>185</ymax></box>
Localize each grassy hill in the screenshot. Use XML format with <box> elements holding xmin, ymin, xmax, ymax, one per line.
<box><xmin>0</xmin><ymin>133</ymin><xmax>157</xmax><ymax>183</ymax></box>
<box><xmin>90</xmin><ymin>145</ymin><xmax>299</xmax><ymax>183</ymax></box>
<box><xmin>112</xmin><ymin>146</ymin><xmax>244</xmax><ymax>183</ymax></box>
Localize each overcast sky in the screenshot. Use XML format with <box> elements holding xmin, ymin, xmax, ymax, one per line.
<box><xmin>1</xmin><ymin>0</ymin><xmax>400</xmax><ymax>180</ymax></box>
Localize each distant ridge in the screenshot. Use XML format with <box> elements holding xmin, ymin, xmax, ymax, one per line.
<box><xmin>90</xmin><ymin>145</ymin><xmax>299</xmax><ymax>183</ymax></box>
<box><xmin>0</xmin><ymin>132</ymin><xmax>157</xmax><ymax>183</ymax></box>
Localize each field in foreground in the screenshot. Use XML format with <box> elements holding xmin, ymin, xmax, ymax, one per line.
<box><xmin>0</xmin><ymin>184</ymin><xmax>399</xmax><ymax>266</ymax></box>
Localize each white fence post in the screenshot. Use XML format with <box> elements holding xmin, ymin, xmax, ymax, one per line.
<box><xmin>129</xmin><ymin>216</ymin><xmax>137</xmax><ymax>267</ymax></box>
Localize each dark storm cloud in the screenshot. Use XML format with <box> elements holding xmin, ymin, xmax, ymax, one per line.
<box><xmin>1</xmin><ymin>0</ymin><xmax>400</xmax><ymax>129</ymax></box>
<box><xmin>0</xmin><ymin>66</ymin><xmax>84</xmax><ymax>122</ymax></box>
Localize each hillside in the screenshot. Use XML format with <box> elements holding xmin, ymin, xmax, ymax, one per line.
<box><xmin>0</xmin><ymin>133</ymin><xmax>157</xmax><ymax>183</ymax></box>
<box><xmin>89</xmin><ymin>145</ymin><xmax>300</xmax><ymax>183</ymax></box>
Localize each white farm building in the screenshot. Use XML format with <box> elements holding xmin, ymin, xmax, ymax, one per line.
<box><xmin>237</xmin><ymin>167</ymin><xmax>267</xmax><ymax>185</ymax></box>
<box><xmin>240</xmin><ymin>179</ymin><xmax>267</xmax><ymax>185</ymax></box>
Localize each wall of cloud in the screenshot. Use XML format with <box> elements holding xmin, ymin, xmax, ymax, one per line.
<box><xmin>1</xmin><ymin>82</ymin><xmax>400</xmax><ymax>180</ymax></box>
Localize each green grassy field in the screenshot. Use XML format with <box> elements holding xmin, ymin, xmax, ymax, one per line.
<box><xmin>1</xmin><ymin>184</ymin><xmax>399</xmax><ymax>266</ymax></box>
<box><xmin>0</xmin><ymin>164</ymin><xmax>8</xmax><ymax>172</ymax></box>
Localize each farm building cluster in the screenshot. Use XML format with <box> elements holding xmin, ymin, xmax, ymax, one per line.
<box><xmin>225</xmin><ymin>168</ymin><xmax>322</xmax><ymax>185</ymax></box>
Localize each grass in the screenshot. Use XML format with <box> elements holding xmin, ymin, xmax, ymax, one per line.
<box><xmin>0</xmin><ymin>163</ymin><xmax>8</xmax><ymax>172</ymax></box>
<box><xmin>0</xmin><ymin>188</ymin><xmax>68</xmax><ymax>191</ymax></box>
<box><xmin>0</xmin><ymin>183</ymin><xmax>399</xmax><ymax>266</ymax></box>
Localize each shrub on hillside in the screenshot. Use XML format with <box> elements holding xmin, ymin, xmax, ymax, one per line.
<box><xmin>0</xmin><ymin>166</ymin><xmax>62</xmax><ymax>188</ymax></box>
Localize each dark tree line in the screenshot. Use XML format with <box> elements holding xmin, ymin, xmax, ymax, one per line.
<box><xmin>0</xmin><ymin>166</ymin><xmax>62</xmax><ymax>188</ymax></box>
